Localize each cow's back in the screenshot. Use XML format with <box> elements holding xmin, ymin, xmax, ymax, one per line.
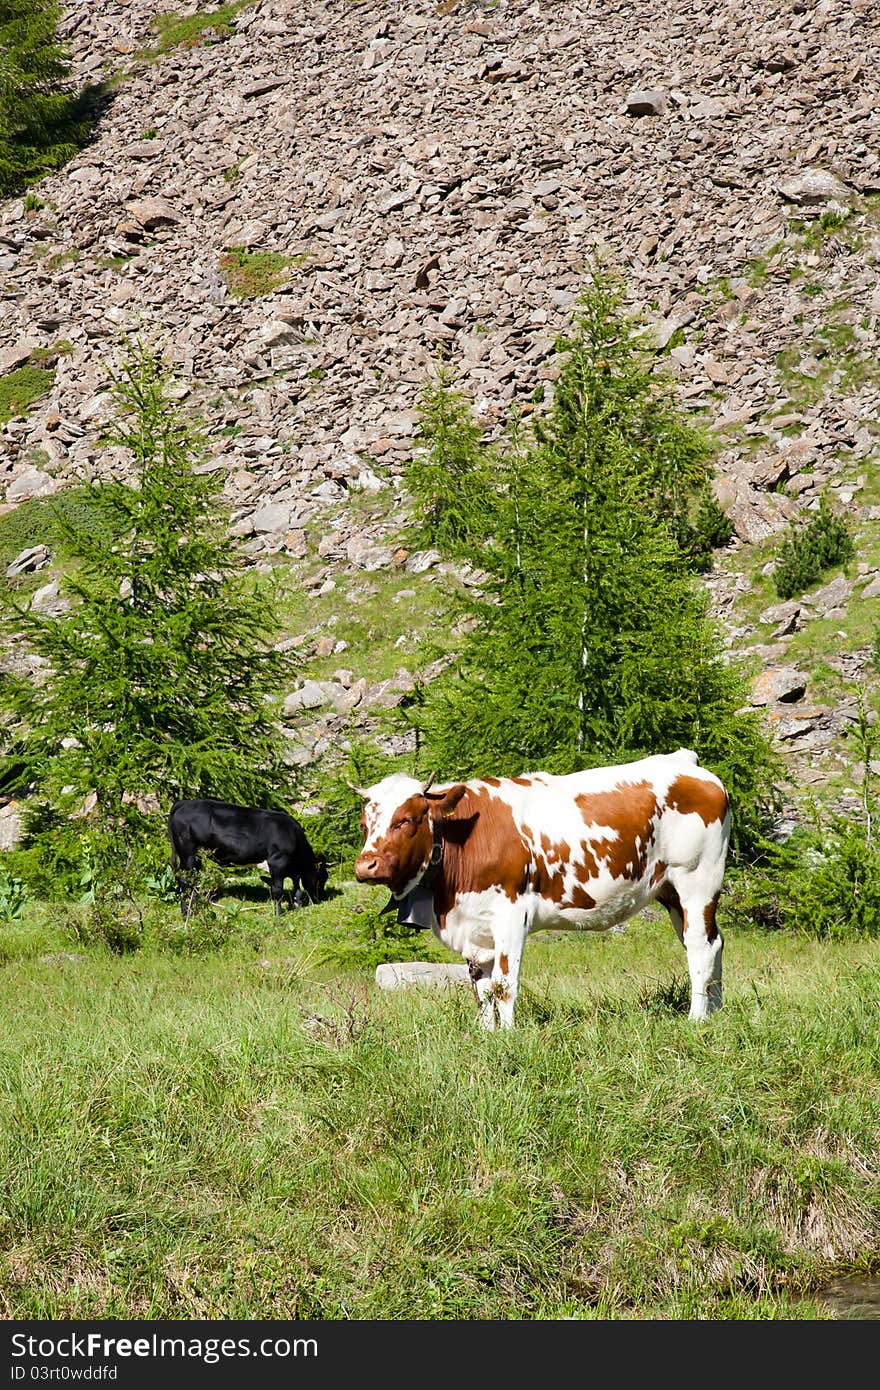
<box><xmin>441</xmin><ymin>750</ymin><xmax>728</xmax><ymax>930</ymax></box>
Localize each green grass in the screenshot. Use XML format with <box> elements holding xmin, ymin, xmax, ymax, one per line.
<box><xmin>0</xmin><ymin>488</ymin><xmax>116</xmax><ymax>580</ymax></box>
<box><xmin>220</xmin><ymin>248</ymin><xmax>296</xmax><ymax>299</ymax></box>
<box><xmin>147</xmin><ymin>2</ymin><xmax>257</xmax><ymax>56</ymax></box>
<box><xmin>0</xmin><ymin>890</ymin><xmax>877</xmax><ymax>1319</ymax></box>
<box><xmin>0</xmin><ymin>366</ymin><xmax>54</xmax><ymax>426</ymax></box>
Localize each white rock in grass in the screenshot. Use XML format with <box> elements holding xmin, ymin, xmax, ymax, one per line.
<box><xmin>375</xmin><ymin>962</ymin><xmax>472</xmax><ymax>991</ymax></box>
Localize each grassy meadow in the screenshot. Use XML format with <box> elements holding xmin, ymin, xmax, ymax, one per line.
<box><xmin>1</xmin><ymin>879</ymin><xmax>878</xmax><ymax>1321</ymax></box>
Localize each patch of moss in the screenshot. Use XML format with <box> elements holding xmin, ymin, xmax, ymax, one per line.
<box><xmin>0</xmin><ymin>366</ymin><xmax>55</xmax><ymax>426</ymax></box>
<box><xmin>30</xmin><ymin>341</ymin><xmax>74</xmax><ymax>365</ymax></box>
<box><xmin>148</xmin><ymin>1</ymin><xmax>256</xmax><ymax>56</ymax></box>
<box><xmin>219</xmin><ymin>247</ymin><xmax>295</xmax><ymax>298</ymax></box>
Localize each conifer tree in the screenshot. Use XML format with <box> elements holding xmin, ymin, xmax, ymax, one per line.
<box><xmin>409</xmin><ymin>265</ymin><xmax>779</xmax><ymax>856</ymax></box>
<box><xmin>0</xmin><ymin>0</ymin><xmax>85</xmax><ymax>195</ymax></box>
<box><xmin>0</xmin><ymin>342</ymin><xmax>300</xmax><ymax>862</ymax></box>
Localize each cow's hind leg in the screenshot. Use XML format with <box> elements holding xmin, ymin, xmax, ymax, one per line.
<box><xmin>659</xmin><ymin>875</ymin><xmax>723</xmax><ymax>1021</ymax></box>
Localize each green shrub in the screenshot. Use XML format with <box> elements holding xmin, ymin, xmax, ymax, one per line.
<box><xmin>0</xmin><ymin>0</ymin><xmax>95</xmax><ymax>197</ymax></box>
<box><xmin>0</xmin><ymin>868</ymin><xmax>26</xmax><ymax>920</ymax></box>
<box><xmin>727</xmin><ymin>707</ymin><xmax>880</xmax><ymax>939</ymax></box>
<box><xmin>403</xmin><ymin>365</ymin><xmax>495</xmax><ymax>555</ymax></box>
<box><xmin>675</xmin><ymin>487</ymin><xmax>734</xmax><ymax>573</ymax></box>
<box><xmin>772</xmin><ymin>494</ymin><xmax>854</xmax><ymax>600</ymax></box>
<box><xmin>148</xmin><ymin>901</ymin><xmax>254</xmax><ymax>956</ymax></box>
<box><xmin>728</xmin><ymin>822</ymin><xmax>880</xmax><ymax>940</ymax></box>
<box><xmin>0</xmin><ymin>365</ymin><xmax>54</xmax><ymax>425</ymax></box>
<box><xmin>219</xmin><ymin>247</ymin><xmax>292</xmax><ymax>298</ymax></box>
<box><xmin>316</xmin><ymin>902</ymin><xmax>448</xmax><ymax>971</ymax></box>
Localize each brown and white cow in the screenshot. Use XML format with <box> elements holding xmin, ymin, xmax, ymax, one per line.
<box><xmin>352</xmin><ymin>748</ymin><xmax>730</xmax><ymax>1029</ymax></box>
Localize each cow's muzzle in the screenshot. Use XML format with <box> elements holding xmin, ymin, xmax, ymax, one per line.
<box><xmin>354</xmin><ymin>853</ymin><xmax>394</xmax><ymax>885</ymax></box>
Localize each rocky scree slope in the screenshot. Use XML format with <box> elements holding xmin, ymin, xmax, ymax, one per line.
<box><xmin>1</xmin><ymin>0</ymin><xmax>879</xmax><ymax>813</ymax></box>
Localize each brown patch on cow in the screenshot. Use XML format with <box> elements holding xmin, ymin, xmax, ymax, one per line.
<box><xmin>567</xmin><ymin>882</ymin><xmax>597</xmax><ymax>910</ymax></box>
<box><xmin>357</xmin><ymin>792</ymin><xmax>435</xmax><ymax>891</ymax></box>
<box><xmin>482</xmin><ymin>777</ymin><xmax>502</xmax><ymax>787</ymax></box>
<box><xmin>499</xmin><ymin>952</ymin><xmax>509</xmax><ymax>975</ymax></box>
<box><xmin>433</xmin><ymin>786</ymin><xmax>531</xmax><ymax>925</ymax></box>
<box><xmin>664</xmin><ymin>774</ymin><xmax>729</xmax><ymax>827</ymax></box>
<box><xmin>575</xmin><ymin>783</ymin><xmax>659</xmax><ymax>882</ymax></box>
<box><xmin>511</xmin><ymin>776</ymin><xmax>533</xmax><ymax>786</ymax></box>
<box><xmin>704</xmin><ymin>891</ymin><xmax>720</xmax><ymax>943</ymax></box>
<box><xmin>650</xmin><ymin>860</ymin><xmax>667</xmax><ymax>888</ymax></box>
<box><xmin>655</xmin><ymin>881</ymin><xmax>683</xmax><ymax>932</ymax></box>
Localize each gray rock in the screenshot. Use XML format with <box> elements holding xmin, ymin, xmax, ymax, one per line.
<box><xmin>6</xmin><ymin>544</ymin><xmax>51</xmax><ymax>577</ymax></box>
<box><xmin>810</xmin><ymin>574</ymin><xmax>853</xmax><ymax>612</ymax></box>
<box><xmin>777</xmin><ymin>169</ymin><xmax>853</xmax><ymax>205</ymax></box>
<box><xmin>250</xmin><ymin>503</ymin><xmax>292</xmax><ymax>533</ymax></box>
<box><xmin>375</xmin><ymin>962</ymin><xmax>472</xmax><ymax>991</ymax></box>
<box><xmin>405</xmin><ymin>548</ymin><xmax>442</xmax><ymax>574</ymax></box>
<box><xmin>346</xmin><ymin>537</ymin><xmax>395</xmax><ymax>571</ymax></box>
<box><xmin>859</xmin><ymin>573</ymin><xmax>880</xmax><ymax>600</ymax></box>
<box><xmin>126</xmin><ymin>197</ymin><xmax>180</xmax><ymax>227</ymax></box>
<box><xmin>750</xmin><ymin>667</ymin><xmax>809</xmax><ymax>706</ymax></box>
<box><xmin>284</xmin><ymin>681</ymin><xmax>329</xmax><ymax>713</ymax></box>
<box><xmin>30</xmin><ymin>578</ymin><xmax>67</xmax><ymax>614</ymax></box>
<box><xmin>625</xmin><ymin>89</ymin><xmax>667</xmax><ymax>116</ymax></box>
<box><xmin>0</xmin><ymin>337</ymin><xmax>40</xmax><ymax>373</ymax></box>
<box><xmin>5</xmin><ymin>469</ymin><xmax>57</xmax><ymax>504</ymax></box>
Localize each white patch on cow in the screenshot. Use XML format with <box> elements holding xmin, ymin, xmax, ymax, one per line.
<box><xmin>361</xmin><ymin>773</ymin><xmax>424</xmax><ymax>847</ymax></box>
<box><xmin>441</xmin><ymin>888</ymin><xmax>510</xmax><ymax>961</ymax></box>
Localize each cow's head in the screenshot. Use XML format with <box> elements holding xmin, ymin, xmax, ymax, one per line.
<box><xmin>352</xmin><ymin>773</ymin><xmax>467</xmax><ymax>897</ymax></box>
<box><xmin>302</xmin><ymin>852</ymin><xmax>329</xmax><ymax>904</ymax></box>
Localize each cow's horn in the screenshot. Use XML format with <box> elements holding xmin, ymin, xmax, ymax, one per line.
<box><xmin>345</xmin><ymin>778</ymin><xmax>368</xmax><ymax>797</ymax></box>
<box><xmin>420</xmin><ymin>771</ymin><xmax>437</xmax><ymax>794</ymax></box>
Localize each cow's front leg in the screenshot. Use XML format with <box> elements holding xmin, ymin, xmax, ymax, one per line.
<box><xmin>177</xmin><ymin>853</ymin><xmax>199</xmax><ymax>918</ymax></box>
<box><xmin>468</xmin><ymin>907</ymin><xmax>527</xmax><ymax>1030</ymax></box>
<box><xmin>468</xmin><ymin>958</ymin><xmax>498</xmax><ymax>1030</ymax></box>
<box><xmin>268</xmin><ymin>869</ymin><xmax>287</xmax><ymax>915</ymax></box>
<box><xmin>491</xmin><ymin>937</ymin><xmax>525</xmax><ymax>1029</ymax></box>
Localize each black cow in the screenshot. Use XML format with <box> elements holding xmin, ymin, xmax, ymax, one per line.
<box><xmin>168</xmin><ymin>798</ymin><xmax>328</xmax><ymax>916</ymax></box>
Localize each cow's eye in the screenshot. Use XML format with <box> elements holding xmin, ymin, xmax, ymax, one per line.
<box><xmin>392</xmin><ymin>816</ymin><xmax>412</xmax><ymax>831</ymax></box>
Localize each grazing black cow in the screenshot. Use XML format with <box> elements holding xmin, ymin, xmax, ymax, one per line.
<box><xmin>168</xmin><ymin>798</ymin><xmax>328</xmax><ymax>916</ymax></box>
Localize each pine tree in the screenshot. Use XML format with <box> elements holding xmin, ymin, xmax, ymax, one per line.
<box><xmin>0</xmin><ymin>342</ymin><xmax>300</xmax><ymax>870</ymax></box>
<box><xmin>0</xmin><ymin>0</ymin><xmax>86</xmax><ymax>195</ymax></box>
<box><xmin>410</xmin><ymin>265</ymin><xmax>780</xmax><ymax>857</ymax></box>
<box><xmin>402</xmin><ymin>363</ymin><xmax>494</xmax><ymax>555</ymax></box>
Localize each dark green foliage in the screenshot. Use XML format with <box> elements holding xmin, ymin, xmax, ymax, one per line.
<box><xmin>316</xmin><ymin>900</ymin><xmax>449</xmax><ymax>971</ymax></box>
<box><xmin>772</xmin><ymin>494</ymin><xmax>854</xmax><ymax>600</ymax></box>
<box><xmin>0</xmin><ymin>486</ymin><xmax>117</xmax><ymax>585</ymax></box>
<box><xmin>0</xmin><ymin>866</ymin><xmax>26</xmax><ymax>919</ymax></box>
<box><xmin>0</xmin><ymin>341</ymin><xmax>300</xmax><ymax>885</ymax></box>
<box><xmin>728</xmin><ymin>703</ymin><xmax>880</xmax><ymax>939</ymax></box>
<box><xmin>0</xmin><ymin>0</ymin><xmax>92</xmax><ymax>195</ymax></box>
<box><xmin>408</xmin><ymin>264</ymin><xmax>780</xmax><ymax>858</ymax></box>
<box><xmin>402</xmin><ymin>364</ymin><xmax>494</xmax><ymax>555</ymax></box>
<box><xmin>729</xmin><ymin>819</ymin><xmax>880</xmax><ymax>941</ymax></box>
<box><xmin>307</xmin><ymin>743</ymin><xmax>404</xmax><ymax>870</ymax></box>
<box><xmin>674</xmin><ymin>486</ymin><xmax>735</xmax><ymax>573</ymax></box>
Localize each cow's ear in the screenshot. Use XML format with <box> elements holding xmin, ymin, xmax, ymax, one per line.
<box><xmin>424</xmin><ymin>783</ymin><xmax>467</xmax><ymax>816</ymax></box>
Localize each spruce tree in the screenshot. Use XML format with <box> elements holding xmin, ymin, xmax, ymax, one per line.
<box><xmin>0</xmin><ymin>342</ymin><xmax>300</xmax><ymax>871</ymax></box>
<box><xmin>0</xmin><ymin>0</ymin><xmax>85</xmax><ymax>195</ymax></box>
<box><xmin>409</xmin><ymin>265</ymin><xmax>780</xmax><ymax>856</ymax></box>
